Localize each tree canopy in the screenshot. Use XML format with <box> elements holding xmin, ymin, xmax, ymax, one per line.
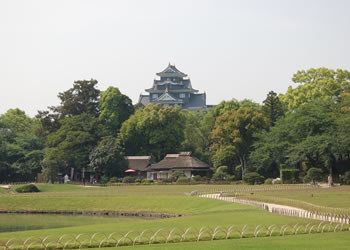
<box><xmin>98</xmin><ymin>87</ymin><xmax>134</xmax><ymax>136</ymax></box>
<box><xmin>280</xmin><ymin>68</ymin><xmax>350</xmax><ymax>110</ymax></box>
<box><xmin>89</xmin><ymin>136</ymin><xmax>127</xmax><ymax>177</ymax></box>
<box><xmin>42</xmin><ymin>113</ymin><xmax>101</xmax><ymax>181</ymax></box>
<box><xmin>211</xmin><ymin>105</ymin><xmax>268</xmax><ymax>177</ymax></box>
<box><xmin>120</xmin><ymin>104</ymin><xmax>185</xmax><ymax>161</ymax></box>
<box><xmin>0</xmin><ymin>109</ymin><xmax>44</xmax><ymax>182</ymax></box>
<box><xmin>262</xmin><ymin>91</ymin><xmax>284</xmax><ymax>126</ymax></box>
<box><xmin>1</xmin><ymin>67</ymin><xmax>349</xmax><ymax>183</ymax></box>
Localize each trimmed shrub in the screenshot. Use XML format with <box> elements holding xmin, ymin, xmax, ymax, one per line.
<box><xmin>216</xmin><ymin>166</ymin><xmax>228</xmax><ymax>173</ymax></box>
<box><xmin>280</xmin><ymin>169</ymin><xmax>300</xmax><ymax>184</ymax></box>
<box><xmin>15</xmin><ymin>184</ymin><xmax>40</xmax><ymax>193</ymax></box>
<box><xmin>192</xmin><ymin>175</ymin><xmax>202</xmax><ymax>182</ymax></box>
<box><xmin>170</xmin><ymin>170</ymin><xmax>185</xmax><ymax>181</ymax></box>
<box><xmin>201</xmin><ymin>176</ymin><xmax>208</xmax><ymax>182</ymax></box>
<box><xmin>101</xmin><ymin>176</ymin><xmax>110</xmax><ymax>184</ymax></box>
<box><xmin>341</xmin><ymin>171</ymin><xmax>350</xmax><ymax>185</ymax></box>
<box><xmin>109</xmin><ymin>177</ymin><xmax>119</xmax><ymax>183</ymax></box>
<box><xmin>264</xmin><ymin>178</ymin><xmax>273</xmax><ymax>184</ymax></box>
<box><xmin>122</xmin><ymin>176</ymin><xmax>136</xmax><ymax>183</ymax></box>
<box><xmin>227</xmin><ymin>175</ymin><xmax>236</xmax><ymax>182</ymax></box>
<box><xmin>211</xmin><ymin>172</ymin><xmax>229</xmax><ymax>182</ymax></box>
<box><xmin>176</xmin><ymin>177</ymin><xmax>191</xmax><ymax>184</ymax></box>
<box><xmin>141</xmin><ymin>179</ymin><xmax>154</xmax><ymax>184</ymax></box>
<box><xmin>235</xmin><ymin>165</ymin><xmax>242</xmax><ymax>179</ymax></box>
<box><xmin>135</xmin><ymin>179</ymin><xmax>142</xmax><ymax>183</ymax></box>
<box><xmin>160</xmin><ymin>178</ymin><xmax>173</xmax><ymax>183</ymax></box>
<box><xmin>243</xmin><ymin>172</ymin><xmax>264</xmax><ymax>185</ymax></box>
<box><xmin>304</xmin><ymin>168</ymin><xmax>322</xmax><ymax>184</ymax></box>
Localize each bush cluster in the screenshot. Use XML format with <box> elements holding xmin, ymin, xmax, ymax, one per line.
<box><xmin>341</xmin><ymin>171</ymin><xmax>350</xmax><ymax>184</ymax></box>
<box><xmin>264</xmin><ymin>178</ymin><xmax>273</xmax><ymax>184</ymax></box>
<box><xmin>122</xmin><ymin>176</ymin><xmax>136</xmax><ymax>183</ymax></box>
<box><xmin>243</xmin><ymin>172</ymin><xmax>264</xmax><ymax>185</ymax></box>
<box><xmin>15</xmin><ymin>184</ymin><xmax>40</xmax><ymax>193</ymax></box>
<box><xmin>108</xmin><ymin>177</ymin><xmax>120</xmax><ymax>183</ymax></box>
<box><xmin>176</xmin><ymin>177</ymin><xmax>191</xmax><ymax>184</ymax></box>
<box><xmin>303</xmin><ymin>168</ymin><xmax>323</xmax><ymax>184</ymax></box>
<box><xmin>280</xmin><ymin>169</ymin><xmax>299</xmax><ymax>184</ymax></box>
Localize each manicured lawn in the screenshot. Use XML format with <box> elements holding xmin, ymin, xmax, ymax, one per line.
<box><xmin>0</xmin><ymin>214</ymin><xmax>141</xmax><ymax>232</ymax></box>
<box><xmin>0</xmin><ymin>184</ymin><xmax>349</xmax><ymax>249</ymax></box>
<box><xmin>106</xmin><ymin>231</ymin><xmax>350</xmax><ymax>250</ymax></box>
<box><xmin>252</xmin><ymin>186</ymin><xmax>350</xmax><ymax>208</ymax></box>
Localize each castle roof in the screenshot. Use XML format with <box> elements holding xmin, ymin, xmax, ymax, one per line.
<box><xmin>153</xmin><ymin>92</ymin><xmax>184</xmax><ymax>104</ymax></box>
<box><xmin>156</xmin><ymin>64</ymin><xmax>187</xmax><ymax>78</ymax></box>
<box><xmin>138</xmin><ymin>94</ymin><xmax>150</xmax><ymax>106</ymax></box>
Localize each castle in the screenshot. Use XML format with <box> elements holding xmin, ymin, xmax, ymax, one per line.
<box><xmin>138</xmin><ymin>64</ymin><xmax>208</xmax><ymax>110</ymax></box>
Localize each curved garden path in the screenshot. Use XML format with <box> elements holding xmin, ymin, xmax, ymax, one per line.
<box><xmin>200</xmin><ymin>193</ymin><xmax>349</xmax><ymax>224</ymax></box>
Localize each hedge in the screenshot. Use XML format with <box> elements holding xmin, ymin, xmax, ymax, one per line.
<box><xmin>280</xmin><ymin>169</ymin><xmax>299</xmax><ymax>184</ymax></box>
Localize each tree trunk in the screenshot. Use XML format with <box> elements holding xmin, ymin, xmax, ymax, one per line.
<box><xmin>327</xmin><ymin>156</ymin><xmax>334</xmax><ymax>187</ymax></box>
<box><xmin>240</xmin><ymin>155</ymin><xmax>247</xmax><ymax>179</ymax></box>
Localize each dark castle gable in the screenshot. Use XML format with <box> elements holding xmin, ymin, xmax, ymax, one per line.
<box><xmin>138</xmin><ymin>64</ymin><xmax>208</xmax><ymax>110</ymax></box>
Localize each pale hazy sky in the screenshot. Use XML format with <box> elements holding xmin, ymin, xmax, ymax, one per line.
<box><xmin>1</xmin><ymin>0</ymin><xmax>350</xmax><ymax>117</ymax></box>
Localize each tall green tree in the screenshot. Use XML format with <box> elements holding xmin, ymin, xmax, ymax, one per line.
<box><xmin>211</xmin><ymin>106</ymin><xmax>268</xmax><ymax>178</ymax></box>
<box><xmin>98</xmin><ymin>87</ymin><xmax>134</xmax><ymax>136</ymax></box>
<box><xmin>43</xmin><ymin>113</ymin><xmax>100</xmax><ymax>180</ymax></box>
<box><xmin>198</xmin><ymin>99</ymin><xmax>262</xmax><ymax>164</ymax></box>
<box><xmin>120</xmin><ymin>105</ymin><xmax>185</xmax><ymax>161</ymax></box>
<box><xmin>250</xmin><ymin>99</ymin><xmax>350</xmax><ymax>179</ymax></box>
<box><xmin>37</xmin><ymin>79</ymin><xmax>101</xmax><ymax>134</ymax></box>
<box><xmin>280</xmin><ymin>68</ymin><xmax>350</xmax><ymax>110</ymax></box>
<box><xmin>89</xmin><ymin>136</ymin><xmax>127</xmax><ymax>177</ymax></box>
<box><xmin>262</xmin><ymin>91</ymin><xmax>284</xmax><ymax>126</ymax></box>
<box><xmin>0</xmin><ymin>109</ymin><xmax>44</xmax><ymax>182</ymax></box>
<box><xmin>54</xmin><ymin>79</ymin><xmax>101</xmax><ymax>118</ymax></box>
<box><xmin>181</xmin><ymin>110</ymin><xmax>210</xmax><ymax>162</ymax></box>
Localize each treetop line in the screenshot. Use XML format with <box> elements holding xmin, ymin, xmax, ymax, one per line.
<box><xmin>0</xmin><ymin>67</ymin><xmax>349</xmax><ymax>185</ymax></box>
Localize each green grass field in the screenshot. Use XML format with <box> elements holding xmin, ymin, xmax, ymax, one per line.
<box><xmin>109</xmin><ymin>231</ymin><xmax>350</xmax><ymax>250</ymax></box>
<box><xmin>0</xmin><ymin>184</ymin><xmax>349</xmax><ymax>249</ymax></box>
<box><xmin>249</xmin><ymin>186</ymin><xmax>350</xmax><ymax>208</ymax></box>
<box><xmin>0</xmin><ymin>214</ymin><xmax>142</xmax><ymax>232</ymax></box>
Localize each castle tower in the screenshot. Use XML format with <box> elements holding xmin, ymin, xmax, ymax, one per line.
<box><xmin>138</xmin><ymin>64</ymin><xmax>207</xmax><ymax>110</ymax></box>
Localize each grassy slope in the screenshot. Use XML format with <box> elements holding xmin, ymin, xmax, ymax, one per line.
<box><xmin>111</xmin><ymin>232</ymin><xmax>350</xmax><ymax>250</ymax></box>
<box><xmin>1</xmin><ymin>184</ymin><xmax>349</xmax><ymax>245</ymax></box>
<box><xmin>0</xmin><ymin>185</ymin><xmax>318</xmax><ymax>241</ymax></box>
<box><xmin>252</xmin><ymin>186</ymin><xmax>350</xmax><ymax>208</ymax></box>
<box><xmin>0</xmin><ymin>184</ymin><xmax>270</xmax><ymax>214</ymax></box>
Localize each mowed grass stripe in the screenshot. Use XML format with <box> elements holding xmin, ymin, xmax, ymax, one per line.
<box><xmin>99</xmin><ymin>231</ymin><xmax>350</xmax><ymax>250</ymax></box>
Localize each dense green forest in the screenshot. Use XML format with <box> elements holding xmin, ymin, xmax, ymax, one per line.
<box><xmin>1</xmin><ymin>68</ymin><xmax>350</xmax><ymax>183</ymax></box>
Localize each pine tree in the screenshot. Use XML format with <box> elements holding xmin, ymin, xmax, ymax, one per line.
<box><xmin>262</xmin><ymin>91</ymin><xmax>284</xmax><ymax>126</ymax></box>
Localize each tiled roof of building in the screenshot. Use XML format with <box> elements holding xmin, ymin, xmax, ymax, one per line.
<box><xmin>138</xmin><ymin>94</ymin><xmax>150</xmax><ymax>106</ymax></box>
<box><xmin>156</xmin><ymin>64</ymin><xmax>187</xmax><ymax>78</ymax></box>
<box><xmin>153</xmin><ymin>92</ymin><xmax>184</xmax><ymax>104</ymax></box>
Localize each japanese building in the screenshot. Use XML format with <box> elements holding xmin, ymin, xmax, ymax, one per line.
<box><xmin>147</xmin><ymin>152</ymin><xmax>212</xmax><ymax>180</ymax></box>
<box><xmin>125</xmin><ymin>156</ymin><xmax>153</xmax><ymax>179</ymax></box>
<box><xmin>138</xmin><ymin>64</ymin><xmax>208</xmax><ymax>110</ymax></box>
